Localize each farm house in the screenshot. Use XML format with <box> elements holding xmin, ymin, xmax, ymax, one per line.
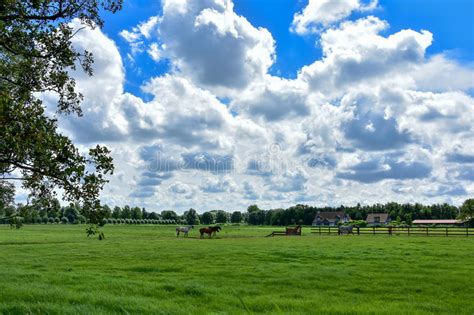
<box><xmin>312</xmin><ymin>211</ymin><xmax>350</xmax><ymax>226</ymax></box>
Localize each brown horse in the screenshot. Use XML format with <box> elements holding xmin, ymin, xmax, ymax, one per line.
<box><xmin>199</xmin><ymin>227</ymin><xmax>213</xmax><ymax>238</ymax></box>
<box><xmin>200</xmin><ymin>226</ymin><xmax>221</xmax><ymax>238</ymax></box>
<box><xmin>210</xmin><ymin>225</ymin><xmax>221</xmax><ymax>236</ymax></box>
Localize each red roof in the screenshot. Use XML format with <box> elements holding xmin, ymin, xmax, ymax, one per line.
<box><xmin>412</xmin><ymin>219</ymin><xmax>460</xmax><ymax>224</ymax></box>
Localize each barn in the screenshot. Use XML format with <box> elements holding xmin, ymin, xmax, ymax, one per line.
<box><xmin>412</xmin><ymin>219</ymin><xmax>465</xmax><ymax>226</ymax></box>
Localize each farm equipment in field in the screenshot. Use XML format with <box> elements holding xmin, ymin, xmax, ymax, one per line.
<box><xmin>266</xmin><ymin>225</ymin><xmax>302</xmax><ymax>237</ymax></box>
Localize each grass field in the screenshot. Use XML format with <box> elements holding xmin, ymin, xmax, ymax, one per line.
<box><xmin>1</xmin><ymin>225</ymin><xmax>473</xmax><ymax>314</ymax></box>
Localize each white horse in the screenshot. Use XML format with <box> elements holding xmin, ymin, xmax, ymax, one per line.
<box><xmin>176</xmin><ymin>225</ymin><xmax>193</xmax><ymax>237</ymax></box>
<box><xmin>338</xmin><ymin>225</ymin><xmax>354</xmax><ymax>235</ymax></box>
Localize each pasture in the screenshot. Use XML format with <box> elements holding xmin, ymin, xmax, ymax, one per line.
<box><xmin>1</xmin><ymin>225</ymin><xmax>473</xmax><ymax>314</ymax></box>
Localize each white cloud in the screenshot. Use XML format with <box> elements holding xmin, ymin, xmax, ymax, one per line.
<box><xmin>231</xmin><ymin>75</ymin><xmax>310</xmax><ymax>121</ymax></box>
<box><xmin>411</xmin><ymin>55</ymin><xmax>474</xmax><ymax>92</ymax></box>
<box><xmin>200</xmin><ymin>176</ymin><xmax>237</xmax><ymax>193</ymax></box>
<box><xmin>121</xmin><ymin>0</ymin><xmax>275</xmax><ymax>95</ymax></box>
<box><xmin>298</xmin><ymin>16</ymin><xmax>433</xmax><ymax>98</ymax></box>
<box><xmin>40</xmin><ymin>3</ymin><xmax>474</xmax><ymax>211</ymax></box>
<box><xmin>147</xmin><ymin>42</ymin><xmax>162</xmax><ymax>62</ymax></box>
<box><xmin>291</xmin><ymin>0</ymin><xmax>378</xmax><ymax>34</ymax></box>
<box><xmin>119</xmin><ymin>16</ymin><xmax>160</xmax><ymax>58</ymax></box>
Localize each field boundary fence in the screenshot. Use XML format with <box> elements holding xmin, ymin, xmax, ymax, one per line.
<box><xmin>311</xmin><ymin>226</ymin><xmax>473</xmax><ymax>237</ymax></box>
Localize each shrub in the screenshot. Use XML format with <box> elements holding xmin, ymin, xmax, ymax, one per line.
<box><xmin>348</xmin><ymin>220</ymin><xmax>367</xmax><ymax>227</ymax></box>
<box><xmin>34</xmin><ymin>217</ymin><xmax>42</xmax><ymax>224</ymax></box>
<box><xmin>54</xmin><ymin>217</ymin><xmax>60</xmax><ymax>224</ymax></box>
<box><xmin>61</xmin><ymin>217</ymin><xmax>68</xmax><ymax>224</ymax></box>
<box><xmin>42</xmin><ymin>216</ymin><xmax>49</xmax><ymax>224</ymax></box>
<box><xmin>102</xmin><ymin>218</ymin><xmax>108</xmax><ymax>226</ymax></box>
<box><xmin>48</xmin><ymin>217</ymin><xmax>55</xmax><ymax>224</ymax></box>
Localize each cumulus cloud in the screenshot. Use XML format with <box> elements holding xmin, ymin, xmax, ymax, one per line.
<box><xmin>119</xmin><ymin>16</ymin><xmax>160</xmax><ymax>58</ymax></box>
<box><xmin>200</xmin><ymin>176</ymin><xmax>237</xmax><ymax>193</ymax></box>
<box><xmin>231</xmin><ymin>76</ymin><xmax>310</xmax><ymax>121</ymax></box>
<box><xmin>43</xmin><ymin>2</ymin><xmax>474</xmax><ymax>211</ymax></box>
<box><xmin>243</xmin><ymin>181</ymin><xmax>259</xmax><ymax>200</ymax></box>
<box><xmin>291</xmin><ymin>0</ymin><xmax>378</xmax><ymax>34</ymax></box>
<box><xmin>298</xmin><ymin>16</ymin><xmax>433</xmax><ymax>97</ymax></box>
<box><xmin>267</xmin><ymin>170</ymin><xmax>308</xmax><ymax>192</ymax></box>
<box><xmin>343</xmin><ymin>111</ymin><xmax>413</xmax><ymax>151</ymax></box>
<box><xmin>412</xmin><ymin>55</ymin><xmax>474</xmax><ymax>92</ymax></box>
<box><xmin>161</xmin><ymin>0</ymin><xmax>274</xmax><ymax>93</ymax></box>
<box><xmin>447</xmin><ymin>153</ymin><xmax>474</xmax><ymax>164</ymax></box>
<box><xmin>119</xmin><ymin>0</ymin><xmax>275</xmax><ymax>94</ymax></box>
<box><xmin>424</xmin><ymin>184</ymin><xmax>467</xmax><ymax>197</ymax></box>
<box><xmin>337</xmin><ymin>155</ymin><xmax>432</xmax><ymax>183</ymax></box>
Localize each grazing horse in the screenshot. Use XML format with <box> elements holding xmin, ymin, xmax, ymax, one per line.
<box><xmin>210</xmin><ymin>225</ymin><xmax>221</xmax><ymax>237</ymax></box>
<box><xmin>176</xmin><ymin>225</ymin><xmax>193</xmax><ymax>238</ymax></box>
<box><xmin>199</xmin><ymin>227</ymin><xmax>212</xmax><ymax>238</ymax></box>
<box><xmin>338</xmin><ymin>225</ymin><xmax>354</xmax><ymax>235</ymax></box>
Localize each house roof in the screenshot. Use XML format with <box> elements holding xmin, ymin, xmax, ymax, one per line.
<box><xmin>366</xmin><ymin>213</ymin><xmax>390</xmax><ymax>222</ymax></box>
<box><xmin>314</xmin><ymin>211</ymin><xmax>348</xmax><ymax>221</ymax></box>
<box><xmin>412</xmin><ymin>219</ymin><xmax>460</xmax><ymax>224</ymax></box>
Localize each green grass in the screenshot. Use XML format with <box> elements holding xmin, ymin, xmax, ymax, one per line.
<box><xmin>1</xmin><ymin>225</ymin><xmax>473</xmax><ymax>314</ymax></box>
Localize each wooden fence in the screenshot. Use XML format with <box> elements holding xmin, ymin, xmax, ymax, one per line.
<box><xmin>311</xmin><ymin>226</ymin><xmax>473</xmax><ymax>237</ymax></box>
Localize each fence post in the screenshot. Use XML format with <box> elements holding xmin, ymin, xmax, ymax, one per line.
<box><xmin>319</xmin><ymin>226</ymin><xmax>321</xmax><ymax>235</ymax></box>
<box><xmin>357</xmin><ymin>227</ymin><xmax>360</xmax><ymax>235</ymax></box>
<box><xmin>426</xmin><ymin>227</ymin><xmax>429</xmax><ymax>236</ymax></box>
<box><xmin>373</xmin><ymin>227</ymin><xmax>375</xmax><ymax>235</ymax></box>
<box><xmin>408</xmin><ymin>227</ymin><xmax>410</xmax><ymax>236</ymax></box>
<box><xmin>446</xmin><ymin>227</ymin><xmax>448</xmax><ymax>237</ymax></box>
<box><xmin>467</xmin><ymin>227</ymin><xmax>469</xmax><ymax>237</ymax></box>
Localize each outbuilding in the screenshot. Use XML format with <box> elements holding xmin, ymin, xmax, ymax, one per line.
<box><xmin>412</xmin><ymin>219</ymin><xmax>464</xmax><ymax>226</ymax></box>
<box><xmin>366</xmin><ymin>213</ymin><xmax>391</xmax><ymax>226</ymax></box>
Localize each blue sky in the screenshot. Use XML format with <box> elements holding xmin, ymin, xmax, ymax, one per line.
<box><xmin>38</xmin><ymin>0</ymin><xmax>474</xmax><ymax>212</ymax></box>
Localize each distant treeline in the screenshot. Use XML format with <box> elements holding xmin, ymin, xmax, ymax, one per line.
<box><xmin>0</xmin><ymin>199</ymin><xmax>465</xmax><ymax>226</ymax></box>
<box><xmin>242</xmin><ymin>203</ymin><xmax>459</xmax><ymax>226</ymax></box>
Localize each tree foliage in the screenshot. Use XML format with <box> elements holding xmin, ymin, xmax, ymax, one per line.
<box><xmin>184</xmin><ymin>208</ymin><xmax>199</xmax><ymax>225</ymax></box>
<box><xmin>0</xmin><ymin>0</ymin><xmax>122</xmax><ymax>237</ymax></box>
<box><xmin>230</xmin><ymin>211</ymin><xmax>243</xmax><ymax>223</ymax></box>
<box><xmin>459</xmin><ymin>199</ymin><xmax>474</xmax><ymax>226</ymax></box>
<box><xmin>161</xmin><ymin>210</ymin><xmax>178</xmax><ymax>221</ymax></box>
<box><xmin>200</xmin><ymin>211</ymin><xmax>214</xmax><ymax>225</ymax></box>
<box><xmin>215</xmin><ymin>210</ymin><xmax>228</xmax><ymax>223</ymax></box>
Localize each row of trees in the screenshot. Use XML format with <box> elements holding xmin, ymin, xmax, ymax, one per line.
<box><xmin>243</xmin><ymin>202</ymin><xmax>466</xmax><ymax>226</ymax></box>
<box><xmin>3</xmin><ymin>198</ymin><xmax>472</xmax><ymax>227</ymax></box>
